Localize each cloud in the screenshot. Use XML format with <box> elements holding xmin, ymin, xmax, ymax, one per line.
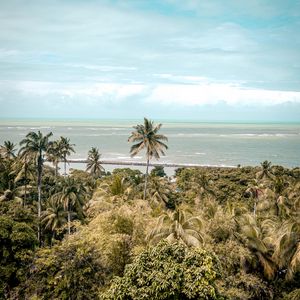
<box><xmin>10</xmin><ymin>81</ymin><xmax>146</xmax><ymax>102</ymax></box>
<box><xmin>146</xmin><ymin>83</ymin><xmax>300</xmax><ymax>106</ymax></box>
<box><xmin>2</xmin><ymin>79</ymin><xmax>300</xmax><ymax>109</ymax></box>
<box><xmin>0</xmin><ymin>0</ymin><xmax>300</xmax><ymax>121</ymax></box>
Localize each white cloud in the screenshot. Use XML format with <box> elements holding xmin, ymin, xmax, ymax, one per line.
<box><xmin>4</xmin><ymin>79</ymin><xmax>300</xmax><ymax>107</ymax></box>
<box><xmin>146</xmin><ymin>83</ymin><xmax>300</xmax><ymax>106</ymax></box>
<box><xmin>13</xmin><ymin>81</ymin><xmax>146</xmax><ymax>101</ymax></box>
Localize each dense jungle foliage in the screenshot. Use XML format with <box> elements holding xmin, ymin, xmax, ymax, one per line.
<box><xmin>0</xmin><ymin>128</ymin><xmax>299</xmax><ymax>299</ymax></box>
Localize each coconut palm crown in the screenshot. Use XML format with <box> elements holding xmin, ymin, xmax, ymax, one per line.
<box><xmin>59</xmin><ymin>136</ymin><xmax>75</xmax><ymax>175</ymax></box>
<box><xmin>86</xmin><ymin>147</ymin><xmax>105</xmax><ymax>178</ymax></box>
<box><xmin>128</xmin><ymin>118</ymin><xmax>168</xmax><ymax>200</ymax></box>
<box><xmin>0</xmin><ymin>140</ymin><xmax>17</xmax><ymax>159</ymax></box>
<box><xmin>19</xmin><ymin>130</ymin><xmax>53</xmax><ymax>242</ymax></box>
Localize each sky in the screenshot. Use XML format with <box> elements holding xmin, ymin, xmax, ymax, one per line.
<box><xmin>0</xmin><ymin>0</ymin><xmax>300</xmax><ymax>122</ymax></box>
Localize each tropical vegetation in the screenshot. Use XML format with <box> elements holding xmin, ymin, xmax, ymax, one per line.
<box><xmin>0</xmin><ymin>122</ymin><xmax>299</xmax><ymax>299</ymax></box>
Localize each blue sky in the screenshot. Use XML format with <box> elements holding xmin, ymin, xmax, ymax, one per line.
<box><xmin>0</xmin><ymin>0</ymin><xmax>300</xmax><ymax>122</ymax></box>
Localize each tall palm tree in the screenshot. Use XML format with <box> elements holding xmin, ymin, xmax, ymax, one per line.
<box><xmin>148</xmin><ymin>206</ymin><xmax>204</xmax><ymax>247</ymax></box>
<box><xmin>86</xmin><ymin>147</ymin><xmax>105</xmax><ymax>178</ymax></box>
<box><xmin>128</xmin><ymin>118</ymin><xmax>168</xmax><ymax>200</ymax></box>
<box><xmin>46</xmin><ymin>140</ymin><xmax>62</xmax><ymax>176</ymax></box>
<box><xmin>19</xmin><ymin>131</ymin><xmax>53</xmax><ymax>241</ymax></box>
<box><xmin>0</xmin><ymin>140</ymin><xmax>17</xmax><ymax>159</ymax></box>
<box><xmin>59</xmin><ymin>136</ymin><xmax>75</xmax><ymax>176</ymax></box>
<box><xmin>51</xmin><ymin>177</ymin><xmax>86</xmax><ymax>234</ymax></box>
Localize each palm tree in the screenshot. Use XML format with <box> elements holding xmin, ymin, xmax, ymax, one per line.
<box><xmin>51</xmin><ymin>177</ymin><xmax>86</xmax><ymax>234</ymax></box>
<box><xmin>271</xmin><ymin>176</ymin><xmax>290</xmax><ymax>218</ymax></box>
<box><xmin>46</xmin><ymin>140</ymin><xmax>62</xmax><ymax>176</ymax></box>
<box><xmin>95</xmin><ymin>175</ymin><xmax>132</xmax><ymax>204</ymax></box>
<box><xmin>191</xmin><ymin>172</ymin><xmax>215</xmax><ymax>204</ymax></box>
<box><xmin>10</xmin><ymin>153</ymin><xmax>35</xmax><ymax>206</ymax></box>
<box><xmin>147</xmin><ymin>176</ymin><xmax>171</xmax><ymax>207</ymax></box>
<box><xmin>0</xmin><ymin>140</ymin><xmax>17</xmax><ymax>159</ymax></box>
<box><xmin>128</xmin><ymin>118</ymin><xmax>168</xmax><ymax>200</ymax></box>
<box><xmin>86</xmin><ymin>147</ymin><xmax>105</xmax><ymax>178</ymax></box>
<box><xmin>273</xmin><ymin>213</ymin><xmax>300</xmax><ymax>280</ymax></box>
<box><xmin>59</xmin><ymin>136</ymin><xmax>75</xmax><ymax>176</ymax></box>
<box><xmin>236</xmin><ymin>214</ymin><xmax>277</xmax><ymax>280</ymax></box>
<box><xmin>245</xmin><ymin>180</ymin><xmax>263</xmax><ymax>217</ymax></box>
<box><xmin>41</xmin><ymin>198</ymin><xmax>67</xmax><ymax>241</ymax></box>
<box><xmin>256</xmin><ymin>160</ymin><xmax>274</xmax><ymax>182</ymax></box>
<box><xmin>148</xmin><ymin>206</ymin><xmax>204</xmax><ymax>247</ymax></box>
<box><xmin>19</xmin><ymin>130</ymin><xmax>53</xmax><ymax>241</ymax></box>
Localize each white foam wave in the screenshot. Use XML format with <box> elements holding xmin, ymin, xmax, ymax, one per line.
<box><xmin>116</xmin><ymin>156</ymin><xmax>143</xmax><ymax>160</ymax></box>
<box><xmin>85</xmin><ymin>133</ymin><xmax>128</xmax><ymax>136</ymax></box>
<box><xmin>86</xmin><ymin>127</ymin><xmax>128</xmax><ymax>131</ymax></box>
<box><xmin>170</xmin><ymin>133</ymin><xmax>299</xmax><ymax>138</ymax></box>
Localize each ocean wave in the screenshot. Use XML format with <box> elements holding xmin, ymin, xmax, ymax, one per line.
<box><xmin>235</xmin><ymin>133</ymin><xmax>298</xmax><ymax>137</ymax></box>
<box><xmin>116</xmin><ymin>156</ymin><xmax>143</xmax><ymax>160</ymax></box>
<box><xmin>169</xmin><ymin>133</ymin><xmax>298</xmax><ymax>138</ymax></box>
<box><xmin>86</xmin><ymin>128</ymin><xmax>98</xmax><ymax>131</ymax></box>
<box><xmin>85</xmin><ymin>133</ymin><xmax>128</xmax><ymax>137</ymax></box>
<box><xmin>86</xmin><ymin>127</ymin><xmax>128</xmax><ymax>131</ymax></box>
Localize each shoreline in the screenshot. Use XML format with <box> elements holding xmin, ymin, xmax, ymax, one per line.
<box><xmin>66</xmin><ymin>159</ymin><xmax>237</xmax><ymax>169</ymax></box>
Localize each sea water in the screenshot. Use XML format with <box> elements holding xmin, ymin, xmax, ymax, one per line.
<box><xmin>0</xmin><ymin>120</ymin><xmax>299</xmax><ymax>173</ymax></box>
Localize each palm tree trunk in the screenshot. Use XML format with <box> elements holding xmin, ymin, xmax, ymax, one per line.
<box><xmin>24</xmin><ymin>165</ymin><xmax>27</xmax><ymax>207</ymax></box>
<box><xmin>55</xmin><ymin>162</ymin><xmax>58</xmax><ymax>176</ymax></box>
<box><xmin>37</xmin><ymin>154</ymin><xmax>43</xmax><ymax>244</ymax></box>
<box><xmin>24</xmin><ymin>182</ymin><xmax>27</xmax><ymax>208</ymax></box>
<box><xmin>37</xmin><ymin>172</ymin><xmax>42</xmax><ymax>243</ymax></box>
<box><xmin>143</xmin><ymin>157</ymin><xmax>150</xmax><ymax>200</ymax></box>
<box><xmin>64</xmin><ymin>157</ymin><xmax>67</xmax><ymax>176</ymax></box>
<box><xmin>67</xmin><ymin>210</ymin><xmax>71</xmax><ymax>235</ymax></box>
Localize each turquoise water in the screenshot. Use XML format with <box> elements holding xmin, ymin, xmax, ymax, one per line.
<box><xmin>0</xmin><ymin>120</ymin><xmax>299</xmax><ymax>170</ymax></box>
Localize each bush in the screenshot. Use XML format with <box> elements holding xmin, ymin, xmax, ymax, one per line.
<box><xmin>24</xmin><ymin>237</ymin><xmax>108</xmax><ymax>300</ymax></box>
<box><xmin>0</xmin><ymin>216</ymin><xmax>37</xmax><ymax>299</ymax></box>
<box><xmin>102</xmin><ymin>241</ymin><xmax>223</xmax><ymax>300</ymax></box>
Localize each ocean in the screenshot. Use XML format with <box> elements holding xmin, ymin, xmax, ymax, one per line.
<box><xmin>0</xmin><ymin>120</ymin><xmax>299</xmax><ymax>174</ymax></box>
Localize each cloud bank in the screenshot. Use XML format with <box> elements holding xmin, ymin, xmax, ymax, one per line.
<box><xmin>0</xmin><ymin>0</ymin><xmax>300</xmax><ymax>121</ymax></box>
